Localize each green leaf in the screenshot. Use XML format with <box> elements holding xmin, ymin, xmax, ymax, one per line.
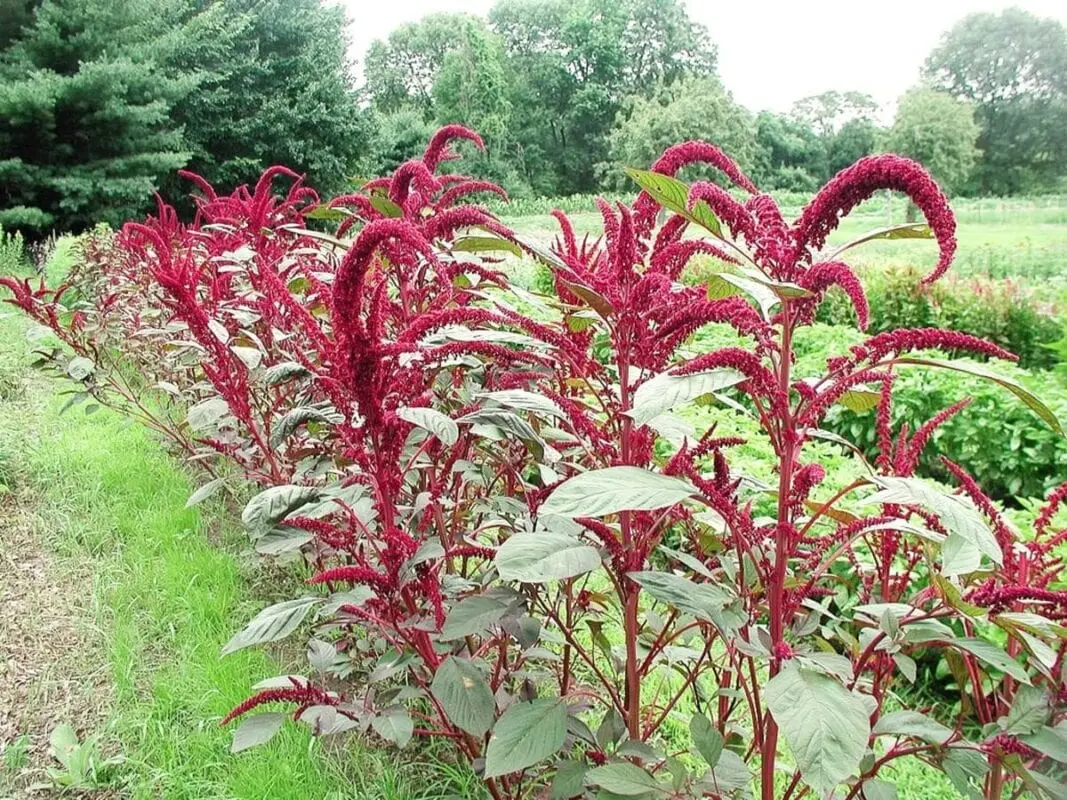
<box><xmin>478</xmin><ymin>389</ymin><xmax>566</xmax><ymax>420</ymax></box>
<box><xmin>187</xmin><ymin>396</ymin><xmax>230</xmax><ymax>431</ymax></box>
<box><xmin>999</xmin><ymin>684</ymin><xmax>1050</xmax><ymax>735</ymax></box>
<box><xmin>586</xmin><ymin>763</ymin><xmax>664</xmax><ymax>796</ymax></box>
<box><xmin>861</xmin><ymin>779</ymin><xmax>899</xmax><ymax>800</ymax></box>
<box><xmin>1021</xmin><ymin>725</ymin><xmax>1067</xmax><ymax>764</ymax></box>
<box><xmin>496</xmin><ymin>532</ymin><xmax>601</xmax><ymax>583</ymax></box>
<box><xmin>690</xmin><ymin>713</ymin><xmax>723</xmax><ymax>768</ymax></box>
<box><xmin>837</xmin><ymin>385</ymin><xmax>882</xmax><ymax>413</ymax></box>
<box><xmin>231</xmin><ymin>712</ymin><xmax>285</xmax><ymax>753</ymax></box>
<box><xmin>270</xmin><ymin>406</ymin><xmax>337</xmax><ymax>448</ymax></box>
<box><xmin>705</xmin><ymin>750</ymin><xmax>751</xmax><ymax>793</ymax></box>
<box><xmin>628</xmin><ymin>571</ymin><xmax>730</xmax><ymax>624</ymax></box>
<box><xmin>895</xmin><ymin>357</ymin><xmax>1064</xmax><ymax>435</ymax></box>
<box><xmin>431</xmin><ymin>657</ymin><xmax>496</xmax><ymax>737</ymax></box>
<box><xmin>765</xmin><ymin>664</ymin><xmax>871</xmax><ymax>794</ymax></box>
<box><xmin>186</xmin><ymin>476</ymin><xmax>225</xmax><ymax>508</ymax></box>
<box><xmin>397</xmin><ymin>406</ymin><xmax>459</xmax><ymax>446</ymax></box>
<box><xmin>863</xmin><ymin>476</ymin><xmax>1002</xmax><ymax>573</ymax></box>
<box><xmin>368</xmin><ymin>194</ymin><xmax>403</xmax><ymax>218</ymax></box>
<box><xmin>241</xmin><ymin>485</ymin><xmax>321</xmax><ymax>537</ymax></box>
<box><xmin>484</xmin><ymin>698</ymin><xmax>568</xmax><ymax>779</ymax></box>
<box><xmin>263</xmin><ymin>361</ymin><xmax>310</xmax><ymax>386</ymax></box>
<box><xmin>553</xmin><ymin>761</ymin><xmax>588</xmax><ymax>799</ymax></box>
<box><xmin>953</xmin><ymin>637</ymin><xmax>1032</xmax><ymax>684</ymax></box>
<box><xmin>372</xmin><ymin>708</ymin><xmax>414</xmax><ymax>748</ymax></box>
<box><xmin>627</xmin><ymin>368</ymin><xmax>745</xmax><ymax>424</ymax></box>
<box><xmin>441</xmin><ymin>595</ymin><xmax>510</xmax><ymax>640</ymax></box>
<box><xmin>624</xmin><ymin>167</ymin><xmax>721</xmax><ymax>236</ymax></box>
<box><xmin>453</xmin><ymin>235</ymin><xmax>522</xmax><ymax>257</ymax></box>
<box><xmin>559</xmin><ymin>277</ymin><xmax>616</xmax><ymax>317</ymax></box>
<box><xmin>873</xmin><ymin>710</ymin><xmax>953</xmax><ymax>744</ymax></box>
<box><xmin>827</xmin><ymin>223</ymin><xmax>933</xmax><ymax>260</ymax></box>
<box><xmin>943</xmin><ymin>747</ymin><xmax>989</xmax><ymax>796</ymax></box>
<box><xmin>222</xmin><ymin>597</ymin><xmax>321</xmax><ymax>655</ymax></box>
<box><xmin>254</xmin><ymin>526</ymin><xmax>313</xmax><ymax>555</ymax></box>
<box><xmin>459</xmin><ymin>408</ymin><xmax>554</xmax><ymax>461</ymax></box>
<box><xmin>541</xmin><ymin>467</ymin><xmax>693</xmax><ymax>518</ymax></box>
<box><xmin>66</xmin><ymin>356</ymin><xmax>95</xmax><ymax>381</ymax></box>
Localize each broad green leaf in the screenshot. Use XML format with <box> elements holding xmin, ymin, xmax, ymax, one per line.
<box><xmin>231</xmin><ymin>712</ymin><xmax>285</xmax><ymax>753</ymax></box>
<box><xmin>270</xmin><ymin>406</ymin><xmax>337</xmax><ymax>448</ymax></box>
<box><xmin>495</xmin><ymin>532</ymin><xmax>601</xmax><ymax>583</ymax></box>
<box><xmin>372</xmin><ymin>708</ymin><xmax>414</xmax><ymax>748</ymax></box>
<box><xmin>1021</xmin><ymin>725</ymin><xmax>1067</xmax><ymax>764</ymax></box>
<box><xmin>705</xmin><ymin>749</ymin><xmax>751</xmax><ymax>793</ymax></box>
<box><xmin>628</xmin><ymin>571</ymin><xmax>730</xmax><ymax>624</ymax></box>
<box><xmin>254</xmin><ymin>526</ymin><xmax>312</xmax><ymax>555</ymax></box>
<box><xmin>827</xmin><ymin>223</ymin><xmax>933</xmax><ymax>260</ymax></box>
<box><xmin>627</xmin><ymin>368</ymin><xmax>745</xmax><ymax>424</ymax></box>
<box><xmin>187</xmin><ymin>396</ymin><xmax>230</xmax><ymax>431</ymax></box>
<box><xmin>484</xmin><ymin>698</ymin><xmax>567</xmax><ymax>778</ymax></box>
<box><xmin>896</xmin><ymin>357</ymin><xmax>1064</xmax><ymax>435</ymax></box>
<box><xmin>689</xmin><ymin>713</ymin><xmax>723</xmax><ymax>768</ymax></box>
<box><xmin>658</xmin><ymin>546</ymin><xmax>714</xmax><ymax>579</ymax></box>
<box><xmin>66</xmin><ymin>356</ymin><xmax>95</xmax><ymax>380</ymax></box>
<box><xmin>945</xmin><ymin>637</ymin><xmax>1031</xmax><ymax>684</ymax></box>
<box><xmin>368</xmin><ymin>194</ymin><xmax>403</xmax><ymax>218</ymax></box>
<box><xmin>999</xmin><ymin>684</ymin><xmax>1050</xmax><ymax>735</ymax></box>
<box><xmin>943</xmin><ymin>747</ymin><xmax>989</xmax><ymax>796</ymax></box>
<box><xmin>861</xmin><ymin>779</ymin><xmax>899</xmax><ymax>800</ymax></box>
<box><xmin>553</xmin><ymin>761</ymin><xmax>588</xmax><ymax>799</ymax></box>
<box><xmin>765</xmin><ymin>665</ymin><xmax>871</xmax><ymax>794</ymax></box>
<box><xmin>452</xmin><ymin>235</ymin><xmax>522</xmax><ymax>257</ymax></box>
<box><xmin>241</xmin><ymin>485</ymin><xmax>321</xmax><ymax>536</ymax></box>
<box><xmin>873</xmin><ymin>710</ymin><xmax>952</xmax><ymax>744</ymax></box>
<box><xmin>441</xmin><ymin>595</ymin><xmax>510</xmax><ymax>640</ymax></box>
<box><xmin>541</xmin><ymin>467</ymin><xmax>693</xmax><ymax>518</ymax></box>
<box><xmin>186</xmin><ymin>476</ymin><xmax>225</xmax><ymax>508</ymax></box>
<box><xmin>624</xmin><ymin>167</ymin><xmax>721</xmax><ymax>236</ymax></box>
<box><xmin>586</xmin><ymin>763</ymin><xmax>664</xmax><ymax>796</ymax></box>
<box><xmin>302</xmin><ymin>204</ymin><xmax>349</xmax><ymax>221</ymax></box>
<box><xmin>559</xmin><ymin>277</ymin><xmax>615</xmax><ymax>317</ymax></box>
<box><xmin>863</xmin><ymin>476</ymin><xmax>1002</xmax><ymax>571</ymax></box>
<box><xmin>264</xmin><ymin>361</ymin><xmax>310</xmax><ymax>385</ymax></box>
<box><xmin>397</xmin><ymin>406</ymin><xmax>459</xmax><ymax>446</ymax></box>
<box><xmin>479</xmin><ymin>389</ymin><xmax>566</xmax><ymax>419</ymax></box>
<box><xmin>459</xmin><ymin>408</ymin><xmax>554</xmax><ymax>461</ymax></box>
<box><xmin>222</xmin><ymin>597</ymin><xmax>321</xmax><ymax>655</ymax></box>
<box><xmin>431</xmin><ymin>657</ymin><xmax>496</xmax><ymax>737</ymax></box>
<box><xmin>837</xmin><ymin>385</ymin><xmax>881</xmax><ymax>413</ymax></box>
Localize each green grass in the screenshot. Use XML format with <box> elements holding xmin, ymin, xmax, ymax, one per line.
<box><xmin>0</xmin><ymin>272</ymin><xmax>481</xmax><ymax>798</ymax></box>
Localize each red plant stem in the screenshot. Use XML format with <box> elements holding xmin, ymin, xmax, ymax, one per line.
<box><xmin>617</xmin><ymin>330</ymin><xmax>642</xmax><ymax>741</ymax></box>
<box><xmin>763</xmin><ymin>300</ymin><xmax>796</xmax><ymax>800</ymax></box>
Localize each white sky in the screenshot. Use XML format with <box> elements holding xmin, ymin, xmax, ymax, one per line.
<box><xmin>340</xmin><ymin>0</ymin><xmax>1067</xmax><ymax>114</ymax></box>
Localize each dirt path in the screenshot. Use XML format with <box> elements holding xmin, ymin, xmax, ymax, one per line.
<box><xmin>0</xmin><ymin>361</ymin><xmax>115</xmax><ymax>797</ymax></box>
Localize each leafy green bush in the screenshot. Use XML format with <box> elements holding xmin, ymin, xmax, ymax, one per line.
<box><xmin>816</xmin><ymin>265</ymin><xmax>1062</xmax><ymax>370</ymax></box>
<box><xmin>0</xmin><ymin>227</ymin><xmax>27</xmax><ymax>274</ymax></box>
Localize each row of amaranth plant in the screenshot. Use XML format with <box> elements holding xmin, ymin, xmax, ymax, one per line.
<box><xmin>3</xmin><ymin>125</ymin><xmax>1066</xmax><ymax>800</ymax></box>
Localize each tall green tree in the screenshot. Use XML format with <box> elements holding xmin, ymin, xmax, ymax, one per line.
<box><xmin>604</xmin><ymin>76</ymin><xmax>757</xmax><ymax>186</ymax></box>
<box><xmin>752</xmin><ymin>111</ymin><xmax>822</xmax><ymax>191</ymax></box>
<box><xmin>162</xmin><ymin>0</ymin><xmax>368</xmax><ymax>198</ymax></box>
<box><xmin>0</xmin><ymin>0</ymin><xmax>191</xmax><ymax>232</ymax></box>
<box><xmin>923</xmin><ymin>8</ymin><xmax>1067</xmax><ymax>194</ymax></box>
<box><xmin>790</xmin><ymin>90</ymin><xmax>880</xmax><ymax>181</ymax></box>
<box><xmin>888</xmin><ymin>88</ymin><xmax>979</xmax><ymax>194</ymax></box>
<box><xmin>363</xmin><ymin>12</ymin><xmax>479</xmax><ymax>116</ymax></box>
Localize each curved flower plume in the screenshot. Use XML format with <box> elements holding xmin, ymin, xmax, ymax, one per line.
<box><xmin>798</xmin><ymin>261</ymin><xmax>870</xmax><ymax>330</ymax></box>
<box><xmin>422</xmin><ymin>124</ymin><xmax>485</xmax><ymax>172</ymax></box>
<box><xmin>793</xmin><ymin>154</ymin><xmax>956</xmax><ymax>284</ymax></box>
<box><xmin>633</xmin><ymin>140</ymin><xmax>758</xmax><ymax>239</ymax></box>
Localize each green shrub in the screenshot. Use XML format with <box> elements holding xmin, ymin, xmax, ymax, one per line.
<box><xmin>0</xmin><ymin>228</ymin><xmax>27</xmax><ymax>275</ymax></box>
<box><xmin>816</xmin><ymin>264</ymin><xmax>1062</xmax><ymax>370</ymax></box>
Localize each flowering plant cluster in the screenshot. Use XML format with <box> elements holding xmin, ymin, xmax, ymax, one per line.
<box><xmin>4</xmin><ymin>127</ymin><xmax>1066</xmax><ymax>800</ymax></box>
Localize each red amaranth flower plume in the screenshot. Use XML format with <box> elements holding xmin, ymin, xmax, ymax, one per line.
<box><xmin>1035</xmin><ymin>481</ymin><xmax>1067</xmax><ymax>538</ymax></box>
<box><xmin>221</xmin><ymin>679</ymin><xmax>336</xmax><ymax>725</ymax></box>
<box><xmin>798</xmin><ymin>261</ymin><xmax>870</xmax><ymax>330</ymax></box>
<box><xmin>847</xmin><ymin>328</ymin><xmax>1017</xmax><ymax>366</ymax></box>
<box><xmin>793</xmin><ymin>154</ymin><xmax>956</xmax><ymax>284</ymax></box>
<box><xmin>423</xmin><ymin>124</ymin><xmax>485</xmax><ymax>172</ymax></box>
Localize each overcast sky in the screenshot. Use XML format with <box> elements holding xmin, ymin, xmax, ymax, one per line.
<box><xmin>341</xmin><ymin>0</ymin><xmax>1067</xmax><ymax>114</ymax></box>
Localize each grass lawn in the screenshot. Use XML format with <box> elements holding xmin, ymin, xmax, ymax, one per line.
<box><xmin>0</xmin><ymin>263</ymin><xmax>481</xmax><ymax>798</ymax></box>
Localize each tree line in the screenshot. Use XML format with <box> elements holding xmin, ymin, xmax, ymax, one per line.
<box><xmin>1</xmin><ymin>0</ymin><xmax>1065</xmax><ymax>236</ymax></box>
